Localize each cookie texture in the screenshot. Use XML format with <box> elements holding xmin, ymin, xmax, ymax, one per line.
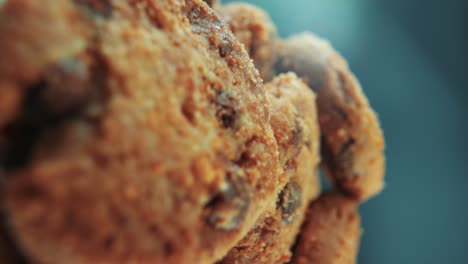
<box><xmin>292</xmin><ymin>193</ymin><xmax>361</xmax><ymax>264</ymax></box>
<box><xmin>217</xmin><ymin>3</ymin><xmax>277</xmax><ymax>81</ymax></box>
<box><xmin>0</xmin><ymin>1</ymin><xmax>385</xmax><ymax>263</ymax></box>
<box><xmin>273</xmin><ymin>33</ymin><xmax>385</xmax><ymax>200</ymax></box>
<box><xmin>217</xmin><ymin>3</ymin><xmax>385</xmax><ymax>201</ymax></box>
<box><xmin>219</xmin><ymin>73</ymin><xmax>321</xmax><ymax>264</ymax></box>
<box><xmin>0</xmin><ymin>0</ymin><xmax>284</xmax><ymax>263</ymax></box>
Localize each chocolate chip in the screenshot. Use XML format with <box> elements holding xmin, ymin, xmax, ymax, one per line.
<box><xmin>234</xmin><ymin>137</ymin><xmax>259</xmax><ymax>168</ymax></box>
<box><xmin>216</xmin><ymin>91</ymin><xmax>239</xmax><ymax>129</ymax></box>
<box><xmin>181</xmin><ymin>97</ymin><xmax>196</xmax><ymax>124</ymax></box>
<box><xmin>332</xmin><ymin>105</ymin><xmax>348</xmax><ymax>121</ymax></box>
<box><xmin>27</xmin><ymin>58</ymin><xmax>93</xmax><ymax>122</ymax></box>
<box><xmin>74</xmin><ymin>0</ymin><xmax>112</xmax><ymax>18</ymax></box>
<box><xmin>336</xmin><ymin>138</ymin><xmax>355</xmax><ymax>173</ymax></box>
<box><xmin>294</xmin><ymin>118</ymin><xmax>304</xmax><ymax>142</ymax></box>
<box><xmin>186</xmin><ymin>3</ymin><xmax>208</xmax><ymax>30</ymax></box>
<box><xmin>291</xmin><ymin>118</ymin><xmax>304</xmax><ymax>155</ymax></box>
<box><xmin>320</xmin><ymin>136</ymin><xmax>354</xmax><ymax>181</ymax></box>
<box><xmin>0</xmin><ymin>122</ymin><xmax>39</xmax><ymax>171</ymax></box>
<box><xmin>206</xmin><ymin>165</ymin><xmax>251</xmax><ymax>230</ymax></box>
<box><xmin>234</xmin><ymin>151</ymin><xmax>255</xmax><ymax>167</ymax></box>
<box><xmin>339</xmin><ymin>138</ymin><xmax>355</xmax><ymax>158</ymax></box>
<box><xmin>163</xmin><ymin>241</ymin><xmax>175</xmax><ymax>257</ymax></box>
<box><xmin>281</xmin><ymin>118</ymin><xmax>304</xmax><ymax>171</ymax></box>
<box><xmin>0</xmin><ymin>55</ymin><xmax>106</xmax><ymax>171</ymax></box>
<box><xmin>278</xmin><ymin>182</ymin><xmax>302</xmax><ymax>224</ymax></box>
<box><xmin>218</xmin><ymin>40</ymin><xmax>233</xmax><ymax>58</ymax></box>
<box><xmin>103</xmin><ymin>235</ymin><xmax>115</xmax><ymax>249</ymax></box>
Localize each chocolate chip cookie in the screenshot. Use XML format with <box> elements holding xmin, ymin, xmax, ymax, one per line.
<box><xmin>217</xmin><ymin>3</ymin><xmax>277</xmax><ymax>81</ymax></box>
<box><xmin>217</xmin><ymin>3</ymin><xmax>385</xmax><ymax>200</ymax></box>
<box><xmin>0</xmin><ymin>0</ymin><xmax>283</xmax><ymax>263</ymax></box>
<box><xmin>219</xmin><ymin>74</ymin><xmax>321</xmax><ymax>264</ymax></box>
<box><xmin>274</xmin><ymin>33</ymin><xmax>385</xmax><ymax>200</ymax></box>
<box><xmin>292</xmin><ymin>192</ymin><xmax>361</xmax><ymax>264</ymax></box>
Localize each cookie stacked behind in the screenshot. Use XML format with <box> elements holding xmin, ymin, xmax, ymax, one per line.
<box><xmin>218</xmin><ymin>2</ymin><xmax>385</xmax><ymax>202</ymax></box>
<box><xmin>218</xmin><ymin>2</ymin><xmax>385</xmax><ymax>263</ymax></box>
<box><xmin>220</xmin><ymin>74</ymin><xmax>320</xmax><ymax>263</ymax></box>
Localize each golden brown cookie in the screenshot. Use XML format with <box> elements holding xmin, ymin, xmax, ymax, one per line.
<box><xmin>0</xmin><ymin>1</ymin><xmax>385</xmax><ymax>263</ymax></box>
<box><xmin>216</xmin><ymin>2</ymin><xmax>385</xmax><ymax>200</ymax></box>
<box><xmin>219</xmin><ymin>73</ymin><xmax>321</xmax><ymax>263</ymax></box>
<box><xmin>0</xmin><ymin>0</ymin><xmax>285</xmax><ymax>263</ymax></box>
<box><xmin>273</xmin><ymin>33</ymin><xmax>385</xmax><ymax>200</ymax></box>
<box><xmin>217</xmin><ymin>3</ymin><xmax>277</xmax><ymax>81</ymax></box>
<box><xmin>292</xmin><ymin>193</ymin><xmax>361</xmax><ymax>264</ymax></box>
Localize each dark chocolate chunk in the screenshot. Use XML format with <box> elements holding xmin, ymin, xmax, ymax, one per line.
<box><xmin>27</xmin><ymin>58</ymin><xmax>93</xmax><ymax>122</ymax></box>
<box><xmin>291</xmin><ymin>117</ymin><xmax>304</xmax><ymax>157</ymax></box>
<box><xmin>215</xmin><ymin>91</ymin><xmax>239</xmax><ymax>129</ymax></box>
<box><xmin>321</xmin><ymin>136</ymin><xmax>354</xmax><ymax>182</ymax></box>
<box><xmin>339</xmin><ymin>138</ymin><xmax>355</xmax><ymax>158</ymax></box>
<box><xmin>278</xmin><ymin>182</ymin><xmax>302</xmax><ymax>224</ymax></box>
<box><xmin>218</xmin><ymin>41</ymin><xmax>232</xmax><ymax>58</ymax></box>
<box><xmin>0</xmin><ymin>55</ymin><xmax>107</xmax><ymax>171</ymax></box>
<box><xmin>206</xmin><ymin>165</ymin><xmax>251</xmax><ymax>230</ymax></box>
<box><xmin>0</xmin><ymin>123</ymin><xmax>39</xmax><ymax>171</ymax></box>
<box><xmin>332</xmin><ymin>105</ymin><xmax>348</xmax><ymax>121</ymax></box>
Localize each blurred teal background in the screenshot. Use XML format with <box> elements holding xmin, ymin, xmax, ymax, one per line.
<box><xmin>224</xmin><ymin>0</ymin><xmax>468</xmax><ymax>263</ymax></box>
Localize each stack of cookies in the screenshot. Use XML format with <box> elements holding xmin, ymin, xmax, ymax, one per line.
<box><xmin>0</xmin><ymin>0</ymin><xmax>384</xmax><ymax>263</ymax></box>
